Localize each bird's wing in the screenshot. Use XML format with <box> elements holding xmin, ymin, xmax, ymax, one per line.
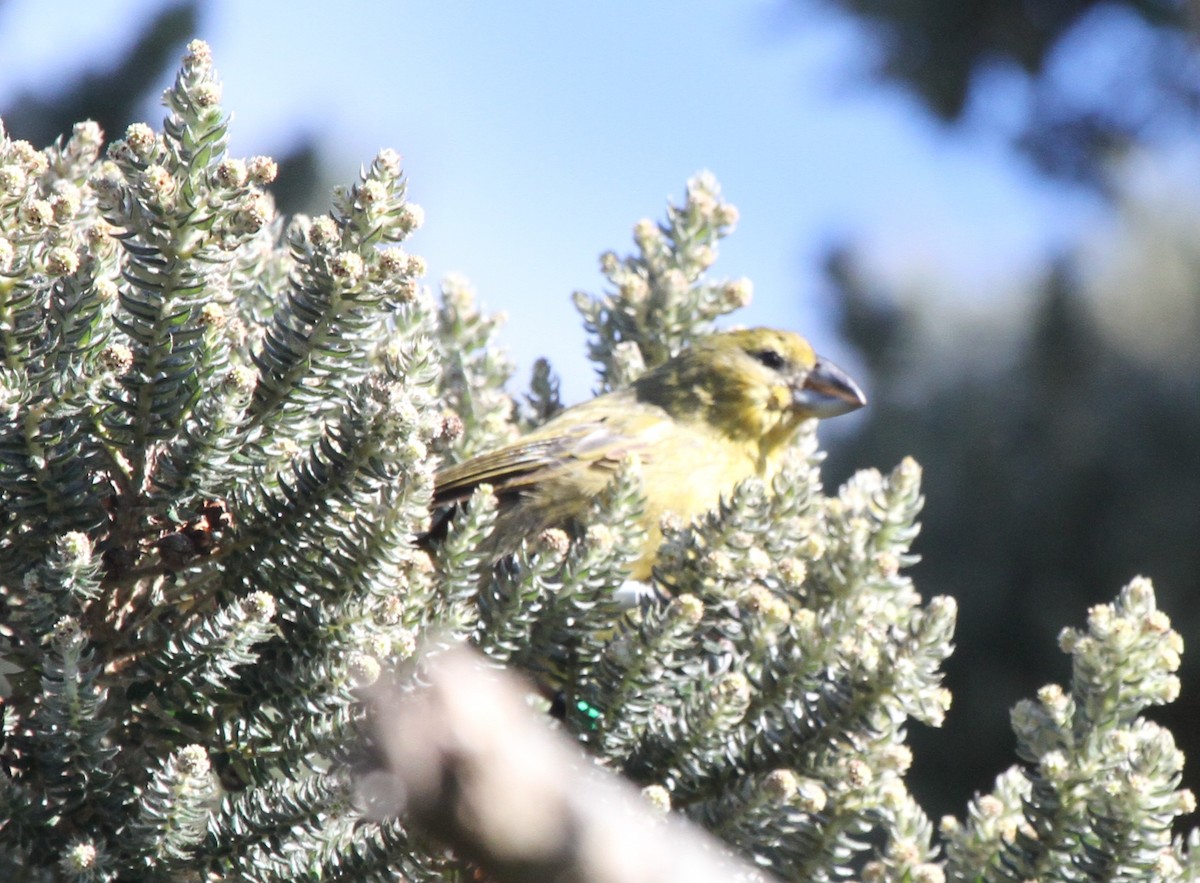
<box><xmin>433</xmin><ymin>410</ymin><xmax>664</xmax><ymax>508</ymax></box>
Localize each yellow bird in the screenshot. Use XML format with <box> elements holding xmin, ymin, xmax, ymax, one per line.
<box><xmin>433</xmin><ymin>328</ymin><xmax>866</xmax><ymax>580</ymax></box>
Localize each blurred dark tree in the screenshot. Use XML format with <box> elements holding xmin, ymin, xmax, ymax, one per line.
<box><xmin>1</xmin><ymin>2</ymin><xmax>198</xmax><ymax>147</ymax></box>
<box><xmin>0</xmin><ymin>0</ymin><xmax>321</xmax><ymax>214</ymax></box>
<box><xmin>814</xmin><ymin>0</ymin><xmax>1200</xmax><ymax>822</ymax></box>
<box><xmin>815</xmin><ymin>0</ymin><xmax>1200</xmax><ymax>187</ymax></box>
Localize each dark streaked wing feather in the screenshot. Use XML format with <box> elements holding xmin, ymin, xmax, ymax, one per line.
<box><xmin>432</xmin><ymin>418</ymin><xmax>646</xmax><ymax>508</ymax></box>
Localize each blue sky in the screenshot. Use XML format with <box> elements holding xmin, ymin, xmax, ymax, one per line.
<box><xmin>0</xmin><ymin>0</ymin><xmax>1102</xmax><ymax>400</ymax></box>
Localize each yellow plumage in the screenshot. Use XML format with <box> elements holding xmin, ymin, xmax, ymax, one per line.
<box><xmin>433</xmin><ymin>328</ymin><xmax>866</xmax><ymax>580</ymax></box>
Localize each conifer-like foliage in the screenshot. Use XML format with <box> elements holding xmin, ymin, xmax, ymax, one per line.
<box><xmin>0</xmin><ymin>42</ymin><xmax>1194</xmax><ymax>882</ymax></box>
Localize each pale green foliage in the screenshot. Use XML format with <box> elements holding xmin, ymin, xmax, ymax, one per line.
<box><xmin>942</xmin><ymin>576</ymin><xmax>1194</xmax><ymax>882</ymax></box>
<box><xmin>0</xmin><ymin>40</ymin><xmax>449</xmax><ymax>881</ymax></box>
<box><xmin>0</xmin><ymin>41</ymin><xmax>1195</xmax><ymax>883</ymax></box>
<box><xmin>572</xmin><ymin>170</ymin><xmax>754</xmax><ymax>391</ymax></box>
<box><xmin>434</xmin><ymin>273</ymin><xmax>517</xmax><ymax>460</ymax></box>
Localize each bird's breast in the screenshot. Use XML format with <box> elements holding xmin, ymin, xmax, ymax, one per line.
<box><xmin>629</xmin><ymin>425</ymin><xmax>764</xmax><ymax>572</ymax></box>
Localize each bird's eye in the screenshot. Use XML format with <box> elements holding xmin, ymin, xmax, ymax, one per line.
<box><xmin>750</xmin><ymin>349</ymin><xmax>787</xmax><ymax>371</ymax></box>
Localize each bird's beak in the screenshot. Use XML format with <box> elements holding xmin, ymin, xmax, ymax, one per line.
<box><xmin>793</xmin><ymin>356</ymin><xmax>867</xmax><ymax>418</ymax></box>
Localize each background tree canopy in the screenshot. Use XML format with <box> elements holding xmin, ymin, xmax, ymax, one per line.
<box><xmin>818</xmin><ymin>0</ymin><xmax>1200</xmax><ymax>186</ymax></box>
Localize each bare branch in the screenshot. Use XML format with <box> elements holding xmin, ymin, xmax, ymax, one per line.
<box><xmin>369</xmin><ymin>647</ymin><xmax>769</xmax><ymax>883</ymax></box>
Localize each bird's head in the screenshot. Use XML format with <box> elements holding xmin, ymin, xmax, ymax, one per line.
<box><xmin>635</xmin><ymin>327</ymin><xmax>866</xmax><ymax>449</ymax></box>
